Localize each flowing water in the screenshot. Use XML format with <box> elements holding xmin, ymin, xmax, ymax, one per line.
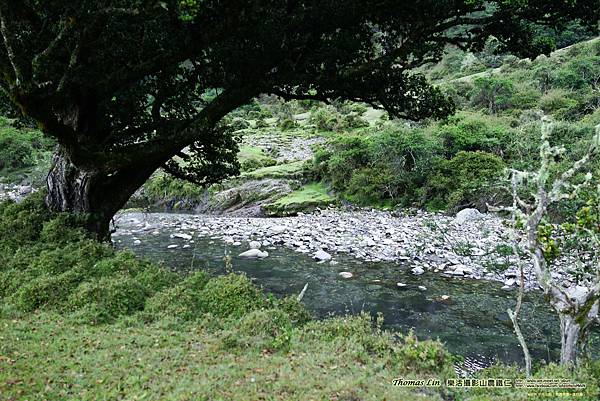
<box><xmin>114</xmin><ymin>212</ymin><xmax>599</xmax><ymax>370</ymax></box>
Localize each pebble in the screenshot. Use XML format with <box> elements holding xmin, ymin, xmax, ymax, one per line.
<box><xmin>339</xmin><ymin>272</ymin><xmax>353</xmax><ymax>279</ymax></box>
<box><xmin>411</xmin><ymin>266</ymin><xmax>425</xmax><ymax>275</ymax></box>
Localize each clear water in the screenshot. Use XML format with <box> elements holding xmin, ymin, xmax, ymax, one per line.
<box><xmin>114</xmin><ymin>213</ymin><xmax>599</xmax><ymax>367</ymax></box>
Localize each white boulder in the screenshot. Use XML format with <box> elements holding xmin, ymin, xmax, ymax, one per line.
<box><xmin>411</xmin><ymin>266</ymin><xmax>425</xmax><ymax>275</ymax></box>
<box><xmin>453</xmin><ymin>208</ymin><xmax>483</xmax><ymax>225</ymax></box>
<box><xmin>249</xmin><ymin>241</ymin><xmax>262</xmax><ymax>250</ymax></box>
<box><xmin>239</xmin><ymin>249</ymin><xmax>269</xmax><ymax>258</ymax></box>
<box><xmin>314</xmin><ymin>250</ymin><xmax>332</xmax><ymax>261</ymax></box>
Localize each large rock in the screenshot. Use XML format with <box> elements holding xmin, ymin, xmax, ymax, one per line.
<box><xmin>314</xmin><ymin>249</ymin><xmax>332</xmax><ymax>261</ymax></box>
<box><xmin>269</xmin><ymin>225</ymin><xmax>288</xmax><ymax>235</ymax></box>
<box><xmin>239</xmin><ymin>249</ymin><xmax>269</xmax><ymax>258</ymax></box>
<box><xmin>453</xmin><ymin>208</ymin><xmax>483</xmax><ymax>225</ymax></box>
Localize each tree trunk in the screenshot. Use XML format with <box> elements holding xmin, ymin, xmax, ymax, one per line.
<box><xmin>559</xmin><ymin>313</ymin><xmax>582</xmax><ymax>366</ymax></box>
<box><xmin>45</xmin><ymin>148</ymin><xmax>158</xmax><ymax>240</ymax></box>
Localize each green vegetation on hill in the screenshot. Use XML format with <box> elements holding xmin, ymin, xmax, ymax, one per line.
<box><xmin>310</xmin><ymin>38</ymin><xmax>600</xmax><ymax>212</ymax></box>
<box><xmin>265</xmin><ymin>182</ymin><xmax>335</xmax><ymax>216</ymax></box>
<box><xmin>0</xmin><ymin>117</ymin><xmax>54</xmax><ymax>183</ymax></box>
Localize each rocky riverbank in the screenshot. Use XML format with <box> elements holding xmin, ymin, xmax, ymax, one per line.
<box><xmin>113</xmin><ymin>207</ymin><xmax>559</xmax><ymax>290</ymax></box>
<box><xmin>0</xmin><ymin>183</ymin><xmax>35</xmax><ymax>202</ymax></box>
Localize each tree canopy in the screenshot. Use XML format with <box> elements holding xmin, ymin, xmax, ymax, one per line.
<box><xmin>0</xmin><ymin>0</ymin><xmax>598</xmax><ymax>236</ymax></box>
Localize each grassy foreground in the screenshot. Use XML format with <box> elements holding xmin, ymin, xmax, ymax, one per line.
<box><xmin>0</xmin><ymin>313</ymin><xmax>452</xmax><ymax>401</ymax></box>
<box><xmin>1</xmin><ymin>194</ymin><xmax>599</xmax><ymax>400</ymax></box>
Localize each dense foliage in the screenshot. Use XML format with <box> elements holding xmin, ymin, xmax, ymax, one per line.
<box><xmin>308</xmin><ymin>39</ymin><xmax>600</xmax><ymax>212</ymax></box>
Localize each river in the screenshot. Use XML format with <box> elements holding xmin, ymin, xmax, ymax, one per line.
<box><xmin>113</xmin><ymin>211</ymin><xmax>599</xmax><ymax>371</ymax></box>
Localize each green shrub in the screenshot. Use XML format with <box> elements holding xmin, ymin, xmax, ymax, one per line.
<box><xmin>270</xmin><ymin>295</ymin><xmax>312</xmax><ymax>325</ymax></box>
<box><xmin>0</xmin><ymin>192</ymin><xmax>50</xmax><ymax>251</ymax></box>
<box><xmin>197</xmin><ymin>273</ymin><xmax>266</xmax><ymax>319</ymax></box>
<box><xmin>426</xmin><ymin>151</ymin><xmax>507</xmax><ymax>211</ymax></box>
<box><xmin>393</xmin><ymin>330</ymin><xmax>452</xmax><ymax>374</ymax></box>
<box><xmin>68</xmin><ymin>276</ymin><xmax>148</xmax><ymax>323</ymax></box>
<box><xmin>229</xmin><ymin>117</ymin><xmax>250</xmax><ymax>131</ymax></box>
<box><xmin>220</xmin><ymin>308</ymin><xmax>293</xmax><ymax>351</ymax></box>
<box><xmin>143</xmin><ymin>271</ymin><xmax>209</xmax><ymax>321</ymax></box>
<box><xmin>277</xmin><ymin>116</ymin><xmax>298</xmax><ymax>130</ymax></box>
<box><xmin>470</xmin><ymin>76</ymin><xmax>515</xmax><ymax>113</ymax></box>
<box><xmin>437</xmin><ymin>113</ymin><xmax>511</xmax><ymax>157</ymax></box>
<box><xmin>11</xmin><ymin>269</ymin><xmax>84</xmax><ymax>312</ymax></box>
<box><xmin>0</xmin><ymin>121</ymin><xmax>53</xmax><ymax>172</ymax></box>
<box><xmin>309</xmin><ymin>105</ymin><xmax>344</xmax><ymax>131</ymax></box>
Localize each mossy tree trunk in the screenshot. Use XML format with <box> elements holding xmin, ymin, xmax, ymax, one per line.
<box><xmin>45</xmin><ymin>148</ymin><xmax>158</xmax><ymax>240</ymax></box>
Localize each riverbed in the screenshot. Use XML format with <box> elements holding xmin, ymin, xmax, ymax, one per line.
<box><xmin>113</xmin><ymin>211</ymin><xmax>599</xmax><ymax>371</ymax></box>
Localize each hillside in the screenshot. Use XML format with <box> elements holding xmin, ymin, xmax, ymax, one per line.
<box><xmin>115</xmin><ymin>37</ymin><xmax>600</xmax><ymax>218</ymax></box>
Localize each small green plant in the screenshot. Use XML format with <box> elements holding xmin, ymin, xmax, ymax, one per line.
<box><xmin>453</xmin><ymin>241</ymin><xmax>473</xmax><ymax>256</ymax></box>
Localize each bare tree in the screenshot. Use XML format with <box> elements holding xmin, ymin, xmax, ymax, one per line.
<box><xmin>496</xmin><ymin>118</ymin><xmax>600</xmax><ymax>366</ymax></box>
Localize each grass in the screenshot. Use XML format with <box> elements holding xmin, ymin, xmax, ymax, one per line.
<box><xmin>0</xmin><ymin>312</ymin><xmax>455</xmax><ymax>401</ymax></box>
<box><xmin>237</xmin><ymin>146</ymin><xmax>277</xmax><ymax>172</ymax></box>
<box><xmin>265</xmin><ymin>182</ymin><xmax>335</xmax><ymax>216</ymax></box>
<box><xmin>242</xmin><ymin>160</ymin><xmax>307</xmax><ymax>180</ymax></box>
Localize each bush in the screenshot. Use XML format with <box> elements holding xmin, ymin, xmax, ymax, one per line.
<box><xmin>470</xmin><ymin>76</ymin><xmax>515</xmax><ymax>113</ymax></box>
<box><xmin>228</xmin><ymin>117</ymin><xmax>250</xmax><ymax>131</ymax></box>
<box><xmin>277</xmin><ymin>116</ymin><xmax>298</xmax><ymax>130</ymax></box>
<box><xmin>426</xmin><ymin>151</ymin><xmax>507</xmax><ymax>211</ymax></box>
<box><xmin>68</xmin><ymin>276</ymin><xmax>149</xmax><ymax>323</ymax></box>
<box><xmin>143</xmin><ymin>271</ymin><xmax>209</xmax><ymax>321</ymax></box>
<box><xmin>0</xmin><ymin>119</ymin><xmax>53</xmax><ymax>172</ymax></box>
<box><xmin>309</xmin><ymin>106</ymin><xmax>341</xmax><ymax>131</ymax></box>
<box><xmin>220</xmin><ymin>308</ymin><xmax>293</xmax><ymax>351</ymax></box>
<box><xmin>436</xmin><ymin>113</ymin><xmax>511</xmax><ymax>157</ymax></box>
<box><xmin>197</xmin><ymin>273</ymin><xmax>266</xmax><ymax>319</ymax></box>
<box><xmin>11</xmin><ymin>269</ymin><xmax>84</xmax><ymax>312</ymax></box>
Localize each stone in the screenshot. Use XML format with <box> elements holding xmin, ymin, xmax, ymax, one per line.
<box><xmin>167</xmin><ymin>244</ymin><xmax>178</xmax><ymax>249</ymax></box>
<box><xmin>504</xmin><ymin>278</ymin><xmax>516</xmax><ymax>287</ymax></box>
<box><xmin>172</xmin><ymin>233</ymin><xmax>192</xmax><ymax>240</ymax></box>
<box><xmin>396</xmin><ymin>282</ymin><xmax>407</xmax><ymax>288</ymax></box>
<box><xmin>453</xmin><ymin>208</ymin><xmax>483</xmax><ymax>225</ymax></box>
<box><xmin>133</xmin><ymin>239</ymin><xmax>141</xmax><ymax>245</ymax></box>
<box><xmin>441</xmin><ymin>295</ymin><xmax>450</xmax><ymax>301</ymax></box>
<box><xmin>339</xmin><ymin>272</ymin><xmax>353</xmax><ymax>279</ymax></box>
<box><xmin>249</xmin><ymin>241</ymin><xmax>262</xmax><ymax>250</ymax></box>
<box><xmin>418</xmin><ymin>285</ymin><xmax>427</xmax><ymax>291</ymax></box>
<box><xmin>314</xmin><ymin>249</ymin><xmax>332</xmax><ymax>261</ymax></box>
<box><xmin>411</xmin><ymin>266</ymin><xmax>425</xmax><ymax>275</ymax></box>
<box><xmin>329</xmin><ymin>260</ymin><xmax>339</xmax><ymax>266</ymax></box>
<box><xmin>269</xmin><ymin>225</ymin><xmax>288</xmax><ymax>234</ymax></box>
<box><xmin>239</xmin><ymin>249</ymin><xmax>268</xmax><ymax>258</ymax></box>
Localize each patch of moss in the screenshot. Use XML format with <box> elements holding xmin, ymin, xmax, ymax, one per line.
<box><xmin>265</xmin><ymin>182</ymin><xmax>335</xmax><ymax>216</ymax></box>
<box><xmin>242</xmin><ymin>160</ymin><xmax>307</xmax><ymax>180</ymax></box>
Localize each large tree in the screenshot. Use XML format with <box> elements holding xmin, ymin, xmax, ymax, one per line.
<box><xmin>0</xmin><ymin>0</ymin><xmax>598</xmax><ymax>238</ymax></box>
